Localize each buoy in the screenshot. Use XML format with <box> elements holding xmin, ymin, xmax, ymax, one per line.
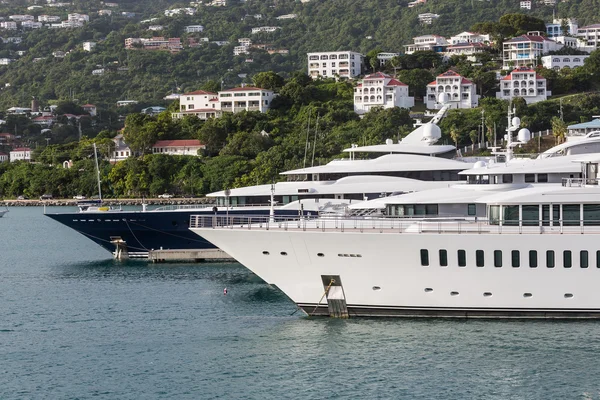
<box><xmin>223</xmin><ymin>287</ymin><xmax>228</xmax><ymax>295</ymax></box>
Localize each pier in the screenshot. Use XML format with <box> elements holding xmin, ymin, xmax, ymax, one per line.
<box><xmin>148</xmin><ymin>249</ymin><xmax>233</xmax><ymax>263</ymax></box>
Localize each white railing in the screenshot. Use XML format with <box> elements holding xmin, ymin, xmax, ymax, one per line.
<box><xmin>189</xmin><ymin>215</ymin><xmax>600</xmax><ymax>235</ymax></box>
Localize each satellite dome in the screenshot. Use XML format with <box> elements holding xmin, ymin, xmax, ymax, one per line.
<box><xmin>385</xmin><ymin>138</ymin><xmax>393</xmax><ymax>145</ymax></box>
<box><xmin>511</xmin><ymin>117</ymin><xmax>521</xmax><ymax>129</ymax></box>
<box><xmin>517</xmin><ymin>128</ymin><xmax>531</xmax><ymax>143</ymax></box>
<box><xmin>474</xmin><ymin>160</ymin><xmax>487</xmax><ymax>169</ymax></box>
<box><xmin>422</xmin><ymin>124</ymin><xmax>441</xmax><ymax>141</ymax></box>
<box><xmin>438</xmin><ymin>92</ymin><xmax>449</xmax><ymax>105</ymax></box>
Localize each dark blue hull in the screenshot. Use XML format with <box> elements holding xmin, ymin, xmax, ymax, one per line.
<box><xmin>45</xmin><ymin>208</ymin><xmax>297</xmax><ymax>255</ymax></box>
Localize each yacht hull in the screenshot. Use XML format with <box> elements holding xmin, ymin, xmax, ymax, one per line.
<box><xmin>192</xmin><ymin>227</ymin><xmax>600</xmax><ymax>318</ymax></box>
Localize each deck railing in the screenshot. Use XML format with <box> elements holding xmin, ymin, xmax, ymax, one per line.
<box><xmin>189</xmin><ymin>214</ymin><xmax>600</xmax><ymax>235</ymax></box>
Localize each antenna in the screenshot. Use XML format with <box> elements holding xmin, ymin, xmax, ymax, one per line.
<box><xmin>311</xmin><ymin>114</ymin><xmax>320</xmax><ymax>167</ymax></box>
<box><xmin>303</xmin><ymin>110</ymin><xmax>311</xmax><ymax>169</ymax></box>
<box><xmin>93</xmin><ymin>143</ymin><xmax>102</xmax><ymax>202</ymax></box>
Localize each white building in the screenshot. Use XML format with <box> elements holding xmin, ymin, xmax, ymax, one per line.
<box><xmin>218</xmin><ymin>87</ymin><xmax>274</xmax><ymax>113</ymax></box>
<box><xmin>496</xmin><ymin>67</ymin><xmax>550</xmax><ymax>104</ymax></box>
<box><xmin>376</xmin><ymin>52</ymin><xmax>399</xmax><ymax>66</ymax></box>
<box><xmin>418</xmin><ymin>13</ymin><xmax>440</xmax><ymax>25</ymax></box>
<box><xmin>0</xmin><ymin>58</ymin><xmax>14</xmax><ymax>65</ymax></box>
<box><xmin>251</xmin><ymin>26</ymin><xmax>280</xmax><ymax>34</ymax></box>
<box><xmin>38</xmin><ymin>15</ymin><xmax>61</xmax><ymax>22</ymax></box>
<box><xmin>0</xmin><ymin>21</ymin><xmax>17</xmax><ymax>30</ymax></box>
<box><xmin>445</xmin><ymin>42</ymin><xmax>488</xmax><ymax>59</ymax></box>
<box><xmin>307</xmin><ymin>51</ymin><xmax>364</xmax><ymax>80</ymax></box>
<box><xmin>233</xmin><ymin>45</ymin><xmax>249</xmax><ymax>56</ymax></box>
<box><xmin>566</xmin><ymin>119</ymin><xmax>600</xmax><ymax>139</ymax></box>
<box><xmin>98</xmin><ymin>10</ymin><xmax>113</xmax><ymax>16</ymax></box>
<box><xmin>111</xmin><ymin>134</ymin><xmax>131</xmax><ymax>162</ymax></box>
<box><xmin>541</xmin><ymin>55</ymin><xmax>589</xmax><ymax>70</ymax></box>
<box><xmin>152</xmin><ymin>140</ymin><xmax>205</xmax><ymax>156</ymax></box>
<box><xmin>426</xmin><ymin>70</ymin><xmax>479</xmax><ymax>109</ymax></box>
<box><xmin>185</xmin><ymin>25</ymin><xmax>204</xmax><ymax>33</ymax></box>
<box><xmin>276</xmin><ymin>14</ymin><xmax>297</xmax><ymax>20</ymax></box>
<box><xmin>9</xmin><ymin>15</ymin><xmax>34</xmax><ymax>22</ymax></box>
<box><xmin>449</xmin><ymin>31</ymin><xmax>490</xmax><ymax>45</ymax></box>
<box><xmin>21</xmin><ymin>21</ymin><xmax>42</xmax><ymax>29</ymax></box>
<box><xmin>577</xmin><ymin>24</ymin><xmax>600</xmax><ymax>49</ymax></box>
<box><xmin>408</xmin><ymin>0</ymin><xmax>426</xmax><ymax>7</ymax></box>
<box><xmin>238</xmin><ymin>38</ymin><xmax>252</xmax><ymax>47</ymax></box>
<box><xmin>520</xmin><ymin>0</ymin><xmax>532</xmax><ymax>9</ymax></box>
<box><xmin>178</xmin><ymin>90</ymin><xmax>219</xmax><ymax>112</ymax></box>
<box><xmin>164</xmin><ymin>8</ymin><xmax>196</xmax><ymax>16</ymax></box>
<box><xmin>403</xmin><ymin>35</ymin><xmax>448</xmax><ymax>54</ymax></box>
<box><xmin>68</xmin><ymin>13</ymin><xmax>89</xmax><ymax>22</ymax></box>
<box><xmin>83</xmin><ymin>41</ymin><xmax>96</xmax><ymax>51</ymax></box>
<box><xmin>148</xmin><ymin>25</ymin><xmax>164</xmax><ymax>31</ymax></box>
<box><xmin>353</xmin><ymin>72</ymin><xmax>414</xmax><ymax>115</ymax></box>
<box><xmin>9</xmin><ymin>147</ymin><xmax>31</xmax><ymax>162</ymax></box>
<box><xmin>0</xmin><ymin>152</ymin><xmax>8</xmax><ymax>162</ymax></box>
<box><xmin>546</xmin><ymin>18</ymin><xmax>578</xmax><ymax>38</ymax></box>
<box><xmin>502</xmin><ymin>32</ymin><xmax>562</xmax><ymax>69</ymax></box>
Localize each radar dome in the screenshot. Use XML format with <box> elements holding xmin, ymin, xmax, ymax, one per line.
<box><xmin>438</xmin><ymin>92</ymin><xmax>449</xmax><ymax>105</ymax></box>
<box><xmin>474</xmin><ymin>160</ymin><xmax>487</xmax><ymax>169</ymax></box>
<box><xmin>517</xmin><ymin>128</ymin><xmax>531</xmax><ymax>143</ymax></box>
<box><xmin>511</xmin><ymin>117</ymin><xmax>521</xmax><ymax>129</ymax></box>
<box><xmin>385</xmin><ymin>138</ymin><xmax>393</xmax><ymax>145</ymax></box>
<box><xmin>422</xmin><ymin>124</ymin><xmax>441</xmax><ymax>141</ymax></box>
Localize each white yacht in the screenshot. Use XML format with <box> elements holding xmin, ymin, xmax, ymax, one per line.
<box><xmin>190</xmin><ymin>159</ymin><xmax>600</xmax><ymax>318</ymax></box>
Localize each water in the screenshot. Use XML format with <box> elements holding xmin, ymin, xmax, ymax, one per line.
<box><xmin>1</xmin><ymin>207</ymin><xmax>600</xmax><ymax>399</ymax></box>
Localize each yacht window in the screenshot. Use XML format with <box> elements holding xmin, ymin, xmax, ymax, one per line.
<box><xmin>563</xmin><ymin>204</ymin><xmax>580</xmax><ymax>226</ymax></box>
<box><xmin>420</xmin><ymin>249</ymin><xmax>429</xmax><ymax>266</ymax></box>
<box><xmin>476</xmin><ymin>250</ymin><xmax>484</xmax><ymax>267</ymax></box>
<box><xmin>553</xmin><ymin>205</ymin><xmax>560</xmax><ymax>226</ymax></box>
<box><xmin>547</xmin><ymin>250</ymin><xmax>555</xmax><ymax>268</ymax></box>
<box><xmin>425</xmin><ymin>204</ymin><xmax>438</xmax><ymax>215</ymax></box>
<box><xmin>458</xmin><ymin>250</ymin><xmax>466</xmax><ymax>267</ymax></box>
<box><xmin>538</xmin><ymin>174</ymin><xmax>548</xmax><ymax>183</ymax></box>
<box><xmin>503</xmin><ymin>205</ymin><xmax>519</xmax><ymax>226</ymax></box>
<box><xmin>522</xmin><ymin>205</ymin><xmax>539</xmax><ymax>226</ymax></box>
<box><xmin>583</xmin><ymin>204</ymin><xmax>600</xmax><ymax>226</ymax></box>
<box><xmin>415</xmin><ymin>204</ymin><xmax>426</xmax><ymax>216</ymax></box>
<box><xmin>564</xmin><ymin>250</ymin><xmax>572</xmax><ymax>268</ymax></box>
<box><xmin>502</xmin><ymin>174</ymin><xmax>513</xmax><ymax>183</ymax></box>
<box><xmin>489</xmin><ymin>205</ymin><xmax>500</xmax><ymax>224</ymax></box>
<box><xmin>494</xmin><ymin>250</ymin><xmax>502</xmax><ymax>267</ymax></box>
<box><xmin>512</xmin><ymin>250</ymin><xmax>520</xmax><ymax>268</ymax></box>
<box><xmin>468</xmin><ymin>204</ymin><xmax>477</xmax><ymax>216</ymax></box>
<box><xmin>542</xmin><ymin>204</ymin><xmax>550</xmax><ymax>226</ymax></box>
<box><xmin>439</xmin><ymin>249</ymin><xmax>448</xmax><ymax>267</ymax></box>
<box><xmin>525</xmin><ymin>174</ymin><xmax>535</xmax><ymax>183</ymax></box>
<box><xmin>597</xmin><ymin>250</ymin><xmax>600</xmax><ymax>268</ymax></box>
<box><xmin>529</xmin><ymin>250</ymin><xmax>538</xmax><ymax>268</ymax></box>
<box><xmin>581</xmin><ymin>250</ymin><xmax>589</xmax><ymax>268</ymax></box>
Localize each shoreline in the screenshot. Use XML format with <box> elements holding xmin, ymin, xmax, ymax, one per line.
<box><xmin>2</xmin><ymin>198</ymin><xmax>214</xmax><ymax>207</ymax></box>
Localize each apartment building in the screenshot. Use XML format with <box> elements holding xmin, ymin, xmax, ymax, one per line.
<box><xmin>445</xmin><ymin>42</ymin><xmax>488</xmax><ymax>59</ymax></box>
<box><xmin>353</xmin><ymin>72</ymin><xmax>414</xmax><ymax>115</ymax></box>
<box><xmin>541</xmin><ymin>55</ymin><xmax>589</xmax><ymax>70</ymax></box>
<box><xmin>502</xmin><ymin>32</ymin><xmax>562</xmax><ymax>69</ymax></box>
<box><xmin>496</xmin><ymin>67</ymin><xmax>550</xmax><ymax>104</ymax></box>
<box><xmin>37</xmin><ymin>15</ymin><xmax>61</xmax><ymax>22</ymax></box>
<box><xmin>9</xmin><ymin>147</ymin><xmax>31</xmax><ymax>162</ymax></box>
<box><xmin>172</xmin><ymin>87</ymin><xmax>274</xmax><ymax>119</ymax></box>
<box><xmin>426</xmin><ymin>70</ymin><xmax>479</xmax><ymax>110</ymax></box>
<box><xmin>83</xmin><ymin>41</ymin><xmax>96</xmax><ymax>51</ymax></box>
<box><xmin>418</xmin><ymin>13</ymin><xmax>440</xmax><ymax>24</ymax></box>
<box><xmin>403</xmin><ymin>35</ymin><xmax>448</xmax><ymax>54</ymax></box>
<box><xmin>185</xmin><ymin>25</ymin><xmax>204</xmax><ymax>33</ymax></box>
<box><xmin>0</xmin><ymin>21</ymin><xmax>17</xmax><ymax>30</ymax></box>
<box><xmin>376</xmin><ymin>52</ymin><xmax>399</xmax><ymax>66</ymax></box>
<box><xmin>125</xmin><ymin>37</ymin><xmax>182</xmax><ymax>51</ymax></box>
<box><xmin>22</xmin><ymin>21</ymin><xmax>42</xmax><ymax>29</ymax></box>
<box><xmin>307</xmin><ymin>51</ymin><xmax>364</xmax><ymax>80</ymax></box>
<box><xmin>520</xmin><ymin>1</ymin><xmax>532</xmax><ymax>10</ymax></box>
<box><xmin>449</xmin><ymin>31</ymin><xmax>490</xmax><ymax>45</ymax></box>
<box><xmin>251</xmin><ymin>26</ymin><xmax>281</xmax><ymax>34</ymax></box>
<box><xmin>546</xmin><ymin>18</ymin><xmax>578</xmax><ymax>38</ymax></box>
<box><xmin>577</xmin><ymin>24</ymin><xmax>600</xmax><ymax>49</ymax></box>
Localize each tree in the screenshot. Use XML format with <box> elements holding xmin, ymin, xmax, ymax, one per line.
<box><xmin>252</xmin><ymin>71</ymin><xmax>285</xmax><ymax>91</ymax></box>
<box><xmin>122</xmin><ymin>114</ymin><xmax>158</xmax><ymax>156</ymax></box>
<box><xmin>551</xmin><ymin>116</ymin><xmax>567</xmax><ymax>144</ymax></box>
<box><xmin>398</xmin><ymin>69</ymin><xmax>434</xmax><ymax>98</ymax></box>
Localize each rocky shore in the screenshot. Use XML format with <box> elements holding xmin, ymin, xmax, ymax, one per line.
<box><xmin>2</xmin><ymin>198</ymin><xmax>215</xmax><ymax>207</ymax></box>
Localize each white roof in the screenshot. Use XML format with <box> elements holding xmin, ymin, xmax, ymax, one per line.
<box><xmin>477</xmin><ymin>184</ymin><xmax>600</xmax><ymax>205</ymax></box>
<box><xmin>541</xmin><ymin>136</ymin><xmax>600</xmax><ymax>155</ymax></box>
<box><xmin>343</xmin><ymin>143</ymin><xmax>455</xmax><ymax>155</ymax></box>
<box><xmin>207</xmin><ymin>175</ymin><xmax>456</xmax><ymax>198</ymax></box>
<box><xmin>282</xmin><ymin>154</ymin><xmax>473</xmax><ymax>176</ymax></box>
<box><xmin>348</xmin><ymin>184</ymin><xmax>526</xmax><ymax>209</ymax></box>
<box><xmin>459</xmin><ymin>154</ymin><xmax>586</xmax><ymax>176</ymax></box>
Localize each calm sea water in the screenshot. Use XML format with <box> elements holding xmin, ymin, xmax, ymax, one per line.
<box><xmin>1</xmin><ymin>206</ymin><xmax>600</xmax><ymax>399</ymax></box>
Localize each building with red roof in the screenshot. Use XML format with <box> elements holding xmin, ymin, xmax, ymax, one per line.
<box><xmin>426</xmin><ymin>70</ymin><xmax>479</xmax><ymax>110</ymax></box>
<box><xmin>496</xmin><ymin>67</ymin><xmax>550</xmax><ymax>104</ymax></box>
<box><xmin>502</xmin><ymin>32</ymin><xmax>562</xmax><ymax>69</ymax></box>
<box><xmin>10</xmin><ymin>147</ymin><xmax>31</xmax><ymax>162</ymax></box>
<box><xmin>354</xmin><ymin>72</ymin><xmax>414</xmax><ymax>115</ymax></box>
<box><xmin>152</xmin><ymin>139</ymin><xmax>205</xmax><ymax>156</ymax></box>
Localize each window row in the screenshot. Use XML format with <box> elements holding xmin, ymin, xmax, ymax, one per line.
<box><xmin>423</xmin><ymin>288</ymin><xmax>574</xmax><ymax>298</ymax></box>
<box><xmin>420</xmin><ymin>249</ymin><xmax>599</xmax><ymax>269</ymax></box>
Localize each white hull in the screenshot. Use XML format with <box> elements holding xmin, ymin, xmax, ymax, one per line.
<box><xmin>192</xmin><ymin>223</ymin><xmax>600</xmax><ymax>318</ymax></box>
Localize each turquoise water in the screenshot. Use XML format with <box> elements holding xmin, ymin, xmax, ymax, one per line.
<box><xmin>1</xmin><ymin>207</ymin><xmax>600</xmax><ymax>399</ymax></box>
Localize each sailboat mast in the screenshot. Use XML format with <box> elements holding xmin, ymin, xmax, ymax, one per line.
<box><xmin>93</xmin><ymin>143</ymin><xmax>102</xmax><ymax>201</ymax></box>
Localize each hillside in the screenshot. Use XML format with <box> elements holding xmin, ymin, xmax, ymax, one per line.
<box><xmin>0</xmin><ymin>0</ymin><xmax>597</xmax><ymax>111</ymax></box>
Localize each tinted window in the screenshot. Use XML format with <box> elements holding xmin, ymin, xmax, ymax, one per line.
<box><xmin>512</xmin><ymin>250</ymin><xmax>520</xmax><ymax>268</ymax></box>
<box><xmin>581</xmin><ymin>250</ymin><xmax>589</xmax><ymax>268</ymax></box>
<box><xmin>547</xmin><ymin>250</ymin><xmax>555</xmax><ymax>268</ymax></box>
<box><xmin>468</xmin><ymin>204</ymin><xmax>477</xmax><ymax>216</ymax></box>
<box><xmin>476</xmin><ymin>250</ymin><xmax>484</xmax><ymax>267</ymax></box>
<box><xmin>420</xmin><ymin>249</ymin><xmax>429</xmax><ymax>266</ymax></box>
<box><xmin>439</xmin><ymin>249</ymin><xmax>448</xmax><ymax>267</ymax></box>
<box><xmin>458</xmin><ymin>250</ymin><xmax>466</xmax><ymax>267</ymax></box>
<box><xmin>529</xmin><ymin>250</ymin><xmax>537</xmax><ymax>268</ymax></box>
<box><xmin>564</xmin><ymin>250</ymin><xmax>572</xmax><ymax>268</ymax></box>
<box><xmin>537</xmin><ymin>174</ymin><xmax>548</xmax><ymax>183</ymax></box>
<box><xmin>494</xmin><ymin>250</ymin><xmax>502</xmax><ymax>267</ymax></box>
<box><xmin>525</xmin><ymin>174</ymin><xmax>535</xmax><ymax>183</ymax></box>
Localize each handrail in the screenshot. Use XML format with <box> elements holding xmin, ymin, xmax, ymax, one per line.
<box><xmin>189</xmin><ymin>214</ymin><xmax>600</xmax><ymax>235</ymax></box>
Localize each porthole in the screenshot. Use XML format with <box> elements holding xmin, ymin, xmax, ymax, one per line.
<box><xmin>262</xmin><ymin>251</ymin><xmax>270</xmax><ymax>255</ymax></box>
<box><xmin>564</xmin><ymin>293</ymin><xmax>574</xmax><ymax>298</ymax></box>
<box><xmin>317</xmin><ymin>253</ymin><xmax>324</xmax><ymax>257</ymax></box>
<box><xmin>280</xmin><ymin>252</ymin><xmax>287</xmax><ymax>256</ymax></box>
<box><xmin>372</xmin><ymin>286</ymin><xmax>381</xmax><ymax>291</ymax></box>
<box><xmin>424</xmin><ymin>288</ymin><xmax>433</xmax><ymax>293</ymax></box>
<box><xmin>450</xmin><ymin>291</ymin><xmax>459</xmax><ymax>296</ymax></box>
<box><xmin>523</xmin><ymin>293</ymin><xmax>533</xmax><ymax>298</ymax></box>
<box><xmin>483</xmin><ymin>292</ymin><xmax>492</xmax><ymax>297</ymax></box>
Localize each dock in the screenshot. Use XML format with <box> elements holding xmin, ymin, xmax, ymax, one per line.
<box><xmin>147</xmin><ymin>248</ymin><xmax>233</xmax><ymax>263</ymax></box>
